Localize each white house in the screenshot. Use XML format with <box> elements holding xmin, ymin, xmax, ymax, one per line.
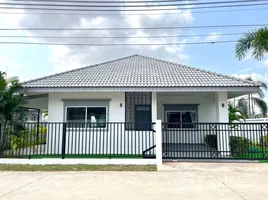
<box><xmin>21</xmin><ymin>55</ymin><xmax>261</xmax><ymax>159</ymax></box>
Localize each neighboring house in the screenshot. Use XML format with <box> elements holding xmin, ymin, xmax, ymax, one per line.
<box><xmin>21</xmin><ymin>55</ymin><xmax>260</xmax><ymax>158</ymax></box>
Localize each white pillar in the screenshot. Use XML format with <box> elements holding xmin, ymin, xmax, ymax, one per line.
<box><xmin>215</xmin><ymin>92</ymin><xmax>230</xmax><ymax>157</ymax></box>
<box><xmin>215</xmin><ymin>92</ymin><xmax>228</xmax><ymax>123</ymax></box>
<box><xmin>156</xmin><ymin>120</ymin><xmax>162</xmax><ymax>168</ymax></box>
<box><xmin>152</xmin><ymin>92</ymin><xmax>157</xmax><ymax>123</ymax></box>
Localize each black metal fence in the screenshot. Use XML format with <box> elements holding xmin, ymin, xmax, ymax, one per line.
<box><xmin>0</xmin><ymin>122</ymin><xmax>156</xmax><ymax>159</ymax></box>
<box><xmin>162</xmin><ymin>122</ymin><xmax>268</xmax><ymax>160</ymax></box>
<box><xmin>2</xmin><ymin>122</ymin><xmax>268</xmax><ymax>160</ymax></box>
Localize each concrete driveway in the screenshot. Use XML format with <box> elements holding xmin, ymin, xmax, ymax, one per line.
<box><xmin>1</xmin><ymin>162</ymin><xmax>268</xmax><ymax>200</ymax></box>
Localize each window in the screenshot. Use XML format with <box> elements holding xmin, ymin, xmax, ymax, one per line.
<box><xmin>166</xmin><ymin>111</ymin><xmax>197</xmax><ymax>128</ymax></box>
<box><xmin>66</xmin><ymin>107</ymin><xmax>107</xmax><ymax>128</ymax></box>
<box><xmin>135</xmin><ymin>105</ymin><xmax>151</xmax><ymax>130</ymax></box>
<box><xmin>125</xmin><ymin>92</ymin><xmax>152</xmax><ymax>130</ymax></box>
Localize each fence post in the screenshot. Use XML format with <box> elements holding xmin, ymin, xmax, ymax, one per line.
<box><xmin>260</xmin><ymin>124</ymin><xmax>266</xmax><ymax>160</ymax></box>
<box><xmin>156</xmin><ymin>120</ymin><xmax>162</xmax><ymax>168</ymax></box>
<box><xmin>61</xmin><ymin>123</ymin><xmax>67</xmax><ymax>159</ymax></box>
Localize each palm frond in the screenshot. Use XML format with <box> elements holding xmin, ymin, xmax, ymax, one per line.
<box><xmin>237</xmin><ymin>98</ymin><xmax>249</xmax><ymax>118</ymax></box>
<box><xmin>252</xmin><ymin>28</ymin><xmax>268</xmax><ymax>60</ymax></box>
<box><xmin>235</xmin><ymin>31</ymin><xmax>257</xmax><ymax>60</ymax></box>
<box><xmin>253</xmin><ymin>97</ymin><xmax>268</xmax><ymax>117</ymax></box>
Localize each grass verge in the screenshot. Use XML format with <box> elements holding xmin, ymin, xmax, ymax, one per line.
<box><xmin>0</xmin><ymin>164</ymin><xmax>157</xmax><ymax>171</ymax></box>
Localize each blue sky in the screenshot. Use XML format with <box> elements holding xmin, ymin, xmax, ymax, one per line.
<box><xmin>0</xmin><ymin>3</ymin><xmax>267</xmax><ymax>102</ymax></box>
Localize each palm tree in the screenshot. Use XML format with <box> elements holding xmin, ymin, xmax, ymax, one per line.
<box><xmin>0</xmin><ymin>71</ymin><xmax>25</xmax><ymax>122</ymax></box>
<box><xmin>235</xmin><ymin>27</ymin><xmax>268</xmax><ymax>60</ymax></box>
<box><xmin>237</xmin><ymin>77</ymin><xmax>267</xmax><ymax>118</ymax></box>
<box><xmin>228</xmin><ymin>103</ymin><xmax>244</xmax><ymax>122</ymax></box>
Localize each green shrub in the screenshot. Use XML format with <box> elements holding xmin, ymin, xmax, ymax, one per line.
<box><xmin>204</xmin><ymin>134</ymin><xmax>218</xmax><ymax>149</ymax></box>
<box><xmin>229</xmin><ymin>136</ymin><xmax>252</xmax><ymax>156</ymax></box>
<box><xmin>0</xmin><ymin>131</ymin><xmax>9</xmax><ymax>155</ymax></box>
<box><xmin>8</xmin><ymin>129</ymin><xmax>35</xmax><ymax>150</ymax></box>
<box><xmin>8</xmin><ymin>126</ymin><xmax>48</xmax><ymax>150</ymax></box>
<box><xmin>260</xmin><ymin>134</ymin><xmax>268</xmax><ymax>147</ymax></box>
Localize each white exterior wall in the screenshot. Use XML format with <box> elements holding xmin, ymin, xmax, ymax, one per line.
<box><xmin>157</xmin><ymin>92</ymin><xmax>216</xmax><ymax>144</ymax></box>
<box><xmin>157</xmin><ymin>92</ymin><xmax>216</xmax><ymax>122</ymax></box>
<box><xmin>48</xmin><ymin>92</ymin><xmax>125</xmax><ymax>122</ymax></box>
<box><xmin>46</xmin><ymin>92</ymin><xmax>155</xmax><ymax>155</ymax></box>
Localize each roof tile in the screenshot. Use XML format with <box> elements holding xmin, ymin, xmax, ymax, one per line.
<box><xmin>22</xmin><ymin>54</ymin><xmax>258</xmax><ymax>88</ymax></box>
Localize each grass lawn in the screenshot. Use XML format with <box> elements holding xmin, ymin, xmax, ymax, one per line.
<box><xmin>259</xmin><ymin>160</ymin><xmax>268</xmax><ymax>163</ymax></box>
<box><xmin>0</xmin><ymin>164</ymin><xmax>157</xmax><ymax>171</ymax></box>
<box><xmin>232</xmin><ymin>145</ymin><xmax>268</xmax><ymax>160</ymax></box>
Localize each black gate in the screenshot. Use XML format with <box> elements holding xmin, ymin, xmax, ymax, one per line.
<box><xmin>162</xmin><ymin>122</ymin><xmax>268</xmax><ymax>160</ymax></box>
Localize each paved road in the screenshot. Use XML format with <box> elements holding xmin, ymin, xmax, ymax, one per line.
<box><xmin>1</xmin><ymin>162</ymin><xmax>268</xmax><ymax>200</ymax></box>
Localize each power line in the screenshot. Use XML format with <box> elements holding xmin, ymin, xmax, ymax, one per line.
<box><xmin>2</xmin><ymin>2</ymin><xmax>268</xmax><ymax>11</ymax></box>
<box><xmin>0</xmin><ymin>24</ymin><xmax>266</xmax><ymax>31</ymax></box>
<box><xmin>12</xmin><ymin>0</ymin><xmax>198</xmax><ymax>3</ymax></box>
<box><xmin>0</xmin><ymin>6</ymin><xmax>267</xmax><ymax>15</ymax></box>
<box><xmin>0</xmin><ymin>40</ymin><xmax>237</xmax><ymax>46</ymax></box>
<box><xmin>0</xmin><ymin>32</ymin><xmax>243</xmax><ymax>39</ymax></box>
<box><xmin>4</xmin><ymin>0</ymin><xmax>268</xmax><ymax>8</ymax></box>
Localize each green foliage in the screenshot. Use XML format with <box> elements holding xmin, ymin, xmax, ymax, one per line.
<box><xmin>228</xmin><ymin>104</ymin><xmax>244</xmax><ymax>122</ymax></box>
<box><xmin>229</xmin><ymin>136</ymin><xmax>252</xmax><ymax>156</ymax></box>
<box><xmin>0</xmin><ymin>71</ymin><xmax>25</xmax><ymax>122</ymax></box>
<box><xmin>235</xmin><ymin>76</ymin><xmax>267</xmax><ymax>118</ymax></box>
<box><xmin>7</xmin><ymin>125</ymin><xmax>47</xmax><ymax>151</ymax></box>
<box><xmin>260</xmin><ymin>134</ymin><xmax>268</xmax><ymax>147</ymax></box>
<box><xmin>236</xmin><ymin>27</ymin><xmax>268</xmax><ymax>61</ymax></box>
<box><xmin>0</xmin><ymin>130</ymin><xmax>9</xmax><ymax>155</ymax></box>
<box><xmin>204</xmin><ymin>134</ymin><xmax>217</xmax><ymax>150</ymax></box>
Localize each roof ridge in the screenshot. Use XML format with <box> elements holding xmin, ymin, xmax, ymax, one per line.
<box><xmin>136</xmin><ymin>54</ymin><xmax>259</xmax><ymax>86</ymax></box>
<box><xmin>22</xmin><ymin>54</ymin><xmax>138</xmax><ymax>85</ymax></box>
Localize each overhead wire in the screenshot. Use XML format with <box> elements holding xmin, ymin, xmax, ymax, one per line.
<box><xmin>2</xmin><ymin>2</ymin><xmax>268</xmax><ymax>11</ymax></box>
<box><xmin>11</xmin><ymin>0</ymin><xmax>199</xmax><ymax>3</ymax></box>
<box><xmin>0</xmin><ymin>40</ymin><xmax>237</xmax><ymax>46</ymax></box>
<box><xmin>4</xmin><ymin>0</ymin><xmax>268</xmax><ymax>8</ymax></box>
<box><xmin>0</xmin><ymin>6</ymin><xmax>267</xmax><ymax>15</ymax></box>
<box><xmin>0</xmin><ymin>32</ymin><xmax>244</xmax><ymax>39</ymax></box>
<box><xmin>0</xmin><ymin>24</ymin><xmax>266</xmax><ymax>31</ymax></box>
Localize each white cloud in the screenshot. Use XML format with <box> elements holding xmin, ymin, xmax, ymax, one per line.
<box><xmin>4</xmin><ymin>1</ymin><xmax>194</xmax><ymax>73</ymax></box>
<box><xmin>232</xmin><ymin>72</ymin><xmax>268</xmax><ymax>83</ymax></box>
<box><xmin>204</xmin><ymin>32</ymin><xmax>221</xmax><ymax>42</ymax></box>
<box><xmin>237</xmin><ymin>67</ymin><xmax>252</xmax><ymax>73</ymax></box>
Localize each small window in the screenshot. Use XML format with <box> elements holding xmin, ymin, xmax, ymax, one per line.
<box><xmin>166</xmin><ymin>111</ymin><xmax>197</xmax><ymax>129</ymax></box>
<box><xmin>66</xmin><ymin>107</ymin><xmax>107</xmax><ymax>128</ymax></box>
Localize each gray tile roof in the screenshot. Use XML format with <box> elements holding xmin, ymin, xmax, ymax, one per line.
<box><xmin>22</xmin><ymin>54</ymin><xmax>258</xmax><ymax>88</ymax></box>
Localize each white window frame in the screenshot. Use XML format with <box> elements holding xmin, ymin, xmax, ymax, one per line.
<box><xmin>165</xmin><ymin>110</ymin><xmax>197</xmax><ymax>130</ymax></box>
<box><xmin>65</xmin><ymin>106</ymin><xmax>108</xmax><ymax>129</ymax></box>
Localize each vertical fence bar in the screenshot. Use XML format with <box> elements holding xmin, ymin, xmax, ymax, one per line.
<box><xmin>61</xmin><ymin>123</ymin><xmax>67</xmax><ymax>159</ymax></box>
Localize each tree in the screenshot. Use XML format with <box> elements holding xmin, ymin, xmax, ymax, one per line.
<box><xmin>237</xmin><ymin>77</ymin><xmax>267</xmax><ymax>118</ymax></box>
<box><xmin>0</xmin><ymin>71</ymin><xmax>25</xmax><ymax>122</ymax></box>
<box><xmin>228</xmin><ymin>103</ymin><xmax>244</xmax><ymax>122</ymax></box>
<box><xmin>235</xmin><ymin>27</ymin><xmax>268</xmax><ymax>60</ymax></box>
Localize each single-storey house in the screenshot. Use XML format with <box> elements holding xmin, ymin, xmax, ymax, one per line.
<box><xmin>21</xmin><ymin>54</ymin><xmax>260</xmax><ymax>159</ymax></box>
